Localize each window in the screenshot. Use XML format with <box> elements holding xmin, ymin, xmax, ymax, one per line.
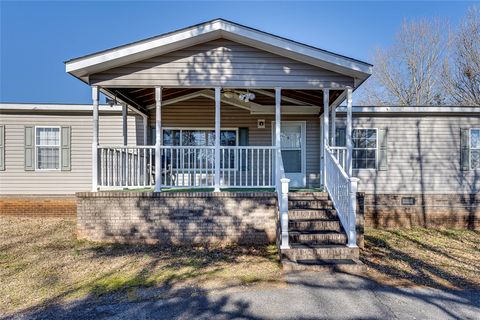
<box><xmin>35</xmin><ymin>127</ymin><xmax>60</xmax><ymax>170</ymax></box>
<box><xmin>352</xmin><ymin>128</ymin><xmax>377</xmax><ymax>169</ymax></box>
<box><xmin>401</xmin><ymin>197</ymin><xmax>416</xmax><ymax>205</ymax></box>
<box><xmin>162</xmin><ymin>129</ymin><xmax>237</xmax><ymax>147</ymax></box>
<box><xmin>162</xmin><ymin>129</ymin><xmax>238</xmax><ymax>169</ymax></box>
<box><xmin>280</xmin><ymin>125</ymin><xmax>303</xmax><ymax>173</ymax></box>
<box><xmin>471</xmin><ymin>129</ymin><xmax>480</xmax><ymax>169</ymax></box>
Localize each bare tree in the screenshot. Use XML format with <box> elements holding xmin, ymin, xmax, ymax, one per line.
<box><xmin>442</xmin><ymin>6</ymin><xmax>480</xmax><ymax>106</ymax></box>
<box><xmin>359</xmin><ymin>18</ymin><xmax>448</xmax><ymax>106</ymax></box>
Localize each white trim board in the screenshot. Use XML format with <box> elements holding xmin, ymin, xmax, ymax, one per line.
<box><xmin>336</xmin><ymin>106</ymin><xmax>480</xmax><ymax>114</ymax></box>
<box><xmin>0</xmin><ymin>103</ymin><xmax>124</xmax><ymax>112</ymax></box>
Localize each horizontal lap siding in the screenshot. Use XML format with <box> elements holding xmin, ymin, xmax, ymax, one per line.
<box><xmin>90</xmin><ymin>39</ymin><xmax>354</xmax><ymax>89</ymax></box>
<box><xmin>0</xmin><ymin>111</ymin><xmax>142</xmax><ymax>195</ymax></box>
<box><xmin>336</xmin><ymin>115</ymin><xmax>480</xmax><ymax>194</ymax></box>
<box><xmin>149</xmin><ymin>97</ymin><xmax>321</xmax><ymax>187</ymax></box>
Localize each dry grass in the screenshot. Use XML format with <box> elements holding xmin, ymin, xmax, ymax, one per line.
<box><xmin>362</xmin><ymin>228</ymin><xmax>480</xmax><ymax>289</ymax></box>
<box><xmin>2</xmin><ymin>217</ymin><xmax>479</xmax><ymax>315</ymax></box>
<box><xmin>0</xmin><ymin>217</ymin><xmax>282</xmax><ymax>315</ymax></box>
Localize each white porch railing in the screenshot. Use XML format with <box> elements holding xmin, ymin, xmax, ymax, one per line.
<box><xmin>220</xmin><ymin>146</ymin><xmax>275</xmax><ymax>188</ymax></box>
<box><xmin>159</xmin><ymin>146</ymin><xmax>216</xmax><ymax>188</ymax></box>
<box><xmin>324</xmin><ymin>145</ymin><xmax>358</xmax><ymax>247</ymax></box>
<box><xmin>98</xmin><ymin>146</ymin><xmax>155</xmax><ymax>188</ymax></box>
<box><xmin>276</xmin><ymin>149</ymin><xmax>290</xmax><ymax>249</ymax></box>
<box><xmin>330</xmin><ymin>146</ymin><xmax>347</xmax><ymax>171</ymax></box>
<box><xmin>97</xmin><ymin>145</ymin><xmax>276</xmax><ymax>189</ymax></box>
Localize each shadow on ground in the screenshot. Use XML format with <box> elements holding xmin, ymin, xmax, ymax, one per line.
<box><xmin>7</xmin><ymin>272</ymin><xmax>480</xmax><ymax>320</ymax></box>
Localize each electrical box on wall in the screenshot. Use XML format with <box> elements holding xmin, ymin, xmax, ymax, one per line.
<box><xmin>258</xmin><ymin>119</ymin><xmax>265</xmax><ymax>129</ymax></box>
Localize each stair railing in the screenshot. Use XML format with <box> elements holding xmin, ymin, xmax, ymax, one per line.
<box><xmin>324</xmin><ymin>145</ymin><xmax>359</xmax><ymax>247</ymax></box>
<box><xmin>276</xmin><ymin>149</ymin><xmax>290</xmax><ymax>249</ymax></box>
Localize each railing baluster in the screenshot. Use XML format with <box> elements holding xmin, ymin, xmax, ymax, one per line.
<box><xmin>239</xmin><ymin>147</ymin><xmax>243</xmax><ymax>187</ymax></box>
<box><xmin>255</xmin><ymin>149</ymin><xmax>260</xmax><ymax>187</ymax></box>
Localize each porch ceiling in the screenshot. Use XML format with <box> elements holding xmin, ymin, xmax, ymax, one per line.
<box><xmin>104</xmin><ymin>87</ymin><xmax>343</xmax><ymax>114</ymax></box>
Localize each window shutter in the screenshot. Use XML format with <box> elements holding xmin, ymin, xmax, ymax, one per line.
<box><xmin>24</xmin><ymin>126</ymin><xmax>35</xmax><ymax>171</ymax></box>
<box><xmin>460</xmin><ymin>128</ymin><xmax>470</xmax><ymax>171</ymax></box>
<box><xmin>378</xmin><ymin>128</ymin><xmax>388</xmax><ymax>171</ymax></box>
<box><xmin>0</xmin><ymin>125</ymin><xmax>5</xmax><ymax>171</ymax></box>
<box><xmin>61</xmin><ymin>126</ymin><xmax>71</xmax><ymax>171</ymax></box>
<box><xmin>239</xmin><ymin>127</ymin><xmax>249</xmax><ymax>146</ymax></box>
<box><xmin>239</xmin><ymin>127</ymin><xmax>249</xmax><ymax>171</ymax></box>
<box><xmin>150</xmin><ymin>128</ymin><xmax>156</xmax><ymax>145</ymax></box>
<box><xmin>335</xmin><ymin>127</ymin><xmax>346</xmax><ymax>147</ymax></box>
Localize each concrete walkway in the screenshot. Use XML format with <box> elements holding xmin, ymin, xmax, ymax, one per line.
<box><xmin>9</xmin><ymin>272</ymin><xmax>480</xmax><ymax>320</ymax></box>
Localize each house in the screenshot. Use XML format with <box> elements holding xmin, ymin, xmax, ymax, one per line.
<box><xmin>0</xmin><ymin>19</ymin><xmax>478</xmax><ymax>271</ymax></box>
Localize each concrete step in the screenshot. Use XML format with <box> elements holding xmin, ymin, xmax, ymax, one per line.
<box><xmin>288</xmin><ymin>209</ymin><xmax>337</xmax><ymax>220</ymax></box>
<box><xmin>288</xmin><ymin>192</ymin><xmax>329</xmax><ymax>201</ymax></box>
<box><xmin>289</xmin><ymin>230</ymin><xmax>347</xmax><ymax>245</ymax></box>
<box><xmin>281</xmin><ymin>244</ymin><xmax>359</xmax><ymax>260</ymax></box>
<box><xmin>289</xmin><ymin>219</ymin><xmax>342</xmax><ymax>232</ymax></box>
<box><xmin>288</xmin><ymin>200</ymin><xmax>333</xmax><ymax>209</ymax></box>
<box><xmin>282</xmin><ymin>258</ymin><xmax>365</xmax><ymax>274</ymax></box>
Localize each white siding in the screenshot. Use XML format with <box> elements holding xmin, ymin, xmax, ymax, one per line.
<box><xmin>89</xmin><ymin>39</ymin><xmax>354</xmax><ymax>89</ymax></box>
<box><xmin>336</xmin><ymin>114</ymin><xmax>480</xmax><ymax>194</ymax></box>
<box><xmin>0</xmin><ymin>111</ymin><xmax>142</xmax><ymax>195</ymax></box>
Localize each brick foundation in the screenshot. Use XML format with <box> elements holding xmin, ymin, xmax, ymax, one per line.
<box><xmin>0</xmin><ymin>197</ymin><xmax>77</xmax><ymax>217</ymax></box>
<box><xmin>362</xmin><ymin>193</ymin><xmax>480</xmax><ymax>229</ymax></box>
<box><xmin>76</xmin><ymin>192</ymin><xmax>277</xmax><ymax>245</ymax></box>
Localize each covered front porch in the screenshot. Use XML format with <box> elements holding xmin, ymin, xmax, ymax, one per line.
<box><xmin>66</xmin><ymin>19</ymin><xmax>372</xmax><ymax>249</ymax></box>
<box><xmin>93</xmin><ymin>87</ymin><xmax>344</xmax><ymax>191</ymax></box>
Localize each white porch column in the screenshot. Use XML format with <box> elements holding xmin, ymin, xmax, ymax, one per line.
<box><xmin>346</xmin><ymin>87</ymin><xmax>353</xmax><ymax>177</ymax></box>
<box><xmin>155</xmin><ymin>86</ymin><xmax>162</xmax><ymax>192</ymax></box>
<box><xmin>214</xmin><ymin>87</ymin><xmax>221</xmax><ymax>192</ymax></box>
<box><xmin>345</xmin><ymin>87</ymin><xmax>357</xmax><ymax>247</ymax></box>
<box><xmin>275</xmin><ymin>87</ymin><xmax>281</xmax><ymax>188</ymax></box>
<box><xmin>323</xmin><ymin>89</ymin><xmax>330</xmax><ymax>185</ymax></box>
<box><xmin>122</xmin><ymin>104</ymin><xmax>128</xmax><ymax>146</ymax></box>
<box><xmin>91</xmin><ymin>86</ymin><xmax>99</xmax><ymax>192</ymax></box>
<box><xmin>330</xmin><ymin>104</ymin><xmax>336</xmax><ymax>146</ymax></box>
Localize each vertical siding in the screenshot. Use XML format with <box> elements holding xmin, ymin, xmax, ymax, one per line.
<box><xmin>0</xmin><ymin>111</ymin><xmax>142</xmax><ymax>195</ymax></box>
<box><xmin>148</xmin><ymin>97</ymin><xmax>321</xmax><ymax>187</ymax></box>
<box><xmin>336</xmin><ymin>114</ymin><xmax>480</xmax><ymax>194</ymax></box>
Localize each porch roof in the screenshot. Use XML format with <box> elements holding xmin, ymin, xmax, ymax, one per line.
<box><xmin>66</xmin><ymin>19</ymin><xmax>372</xmax><ymax>81</ymax></box>
<box><xmin>65</xmin><ymin>19</ymin><xmax>371</xmax><ymax>114</ymax></box>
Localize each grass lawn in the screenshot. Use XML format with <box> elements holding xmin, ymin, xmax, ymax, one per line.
<box><xmin>0</xmin><ymin>217</ymin><xmax>282</xmax><ymax>315</ymax></box>
<box><xmin>2</xmin><ymin>218</ymin><xmax>479</xmax><ymax>315</ymax></box>
<box><xmin>362</xmin><ymin>228</ymin><xmax>480</xmax><ymax>289</ymax></box>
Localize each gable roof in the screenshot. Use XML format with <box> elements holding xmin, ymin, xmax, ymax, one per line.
<box><xmin>65</xmin><ymin>18</ymin><xmax>372</xmax><ymax>84</ymax></box>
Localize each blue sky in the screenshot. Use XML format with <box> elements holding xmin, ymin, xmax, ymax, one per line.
<box><xmin>0</xmin><ymin>1</ymin><xmax>476</xmax><ymax>104</ymax></box>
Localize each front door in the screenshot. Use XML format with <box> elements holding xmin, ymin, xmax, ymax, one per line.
<box><xmin>273</xmin><ymin>121</ymin><xmax>306</xmax><ymax>188</ymax></box>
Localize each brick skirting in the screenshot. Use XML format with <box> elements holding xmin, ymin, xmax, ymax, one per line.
<box><xmin>0</xmin><ymin>197</ymin><xmax>77</xmax><ymax>217</ymax></box>
<box><xmin>362</xmin><ymin>193</ymin><xmax>480</xmax><ymax>229</ymax></box>
<box><xmin>76</xmin><ymin>192</ymin><xmax>277</xmax><ymax>245</ymax></box>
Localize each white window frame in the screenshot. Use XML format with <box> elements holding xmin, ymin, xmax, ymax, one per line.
<box><xmin>161</xmin><ymin>127</ymin><xmax>239</xmax><ymax>171</ymax></box>
<box><xmin>470</xmin><ymin>128</ymin><xmax>480</xmax><ymax>170</ymax></box>
<box><xmin>352</xmin><ymin>128</ymin><xmax>378</xmax><ymax>170</ymax></box>
<box><xmin>35</xmin><ymin>126</ymin><xmax>61</xmax><ymax>171</ymax></box>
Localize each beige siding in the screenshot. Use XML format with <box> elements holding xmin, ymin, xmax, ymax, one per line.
<box><xmin>148</xmin><ymin>96</ymin><xmax>321</xmax><ymax>187</ymax></box>
<box><xmin>0</xmin><ymin>111</ymin><xmax>142</xmax><ymax>195</ymax></box>
<box><xmin>336</xmin><ymin>114</ymin><xmax>480</xmax><ymax>194</ymax></box>
<box><xmin>90</xmin><ymin>39</ymin><xmax>354</xmax><ymax>89</ymax></box>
